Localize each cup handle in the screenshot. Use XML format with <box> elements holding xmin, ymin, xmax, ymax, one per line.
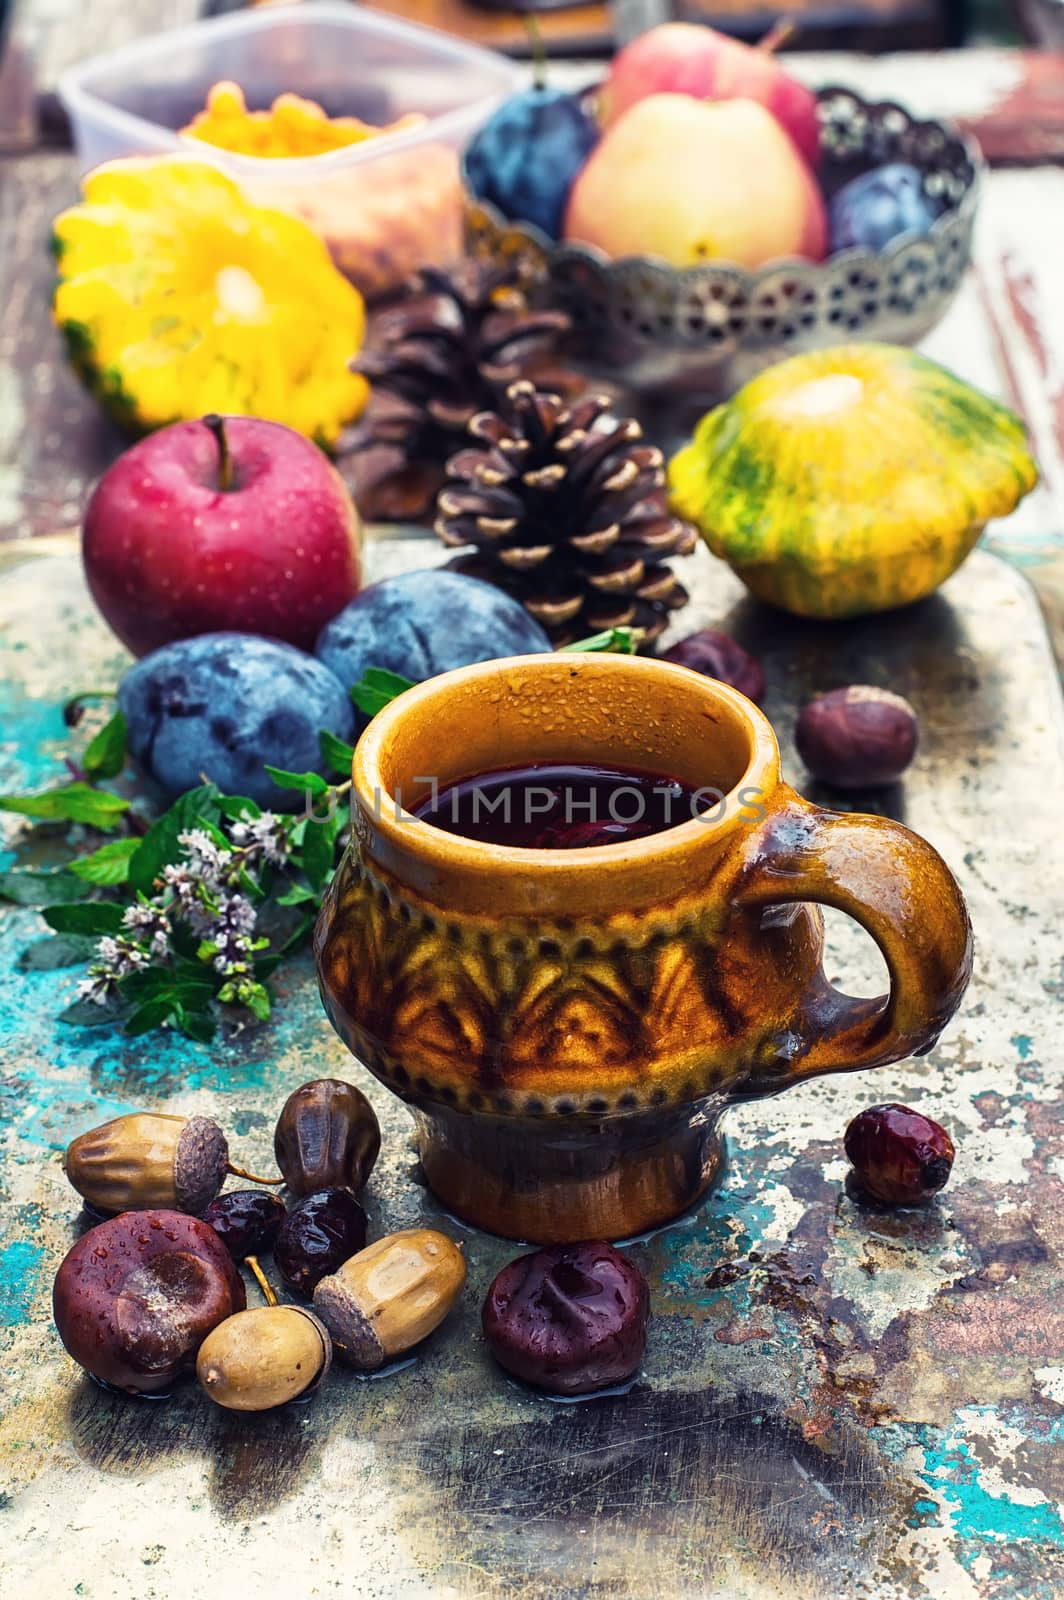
<box><xmin>730</xmin><ymin>794</ymin><xmax>973</xmax><ymax>1090</ymax></box>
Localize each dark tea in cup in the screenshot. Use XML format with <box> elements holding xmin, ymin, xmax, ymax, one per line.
<box><xmin>413</xmin><ymin>762</ymin><xmax>714</xmax><ymax>848</ymax></box>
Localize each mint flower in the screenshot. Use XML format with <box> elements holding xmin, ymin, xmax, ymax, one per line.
<box><xmin>121</xmin><ymin>901</ymin><xmax>171</xmax><ymax>960</ymax></box>
<box><xmin>228</xmin><ymin>811</ymin><xmax>289</xmax><ymax>866</ymax></box>
<box><xmin>76</xmin><ymin>934</ymin><xmax>148</xmax><ymax>1004</ymax></box>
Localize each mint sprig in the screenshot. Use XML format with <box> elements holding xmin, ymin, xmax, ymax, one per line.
<box><xmin>0</xmin><ymin>626</ymin><xmax>646</xmax><ymax>1039</ymax></box>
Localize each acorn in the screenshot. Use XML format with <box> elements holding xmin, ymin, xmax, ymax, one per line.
<box><xmin>63</xmin><ymin>1113</ymin><xmax>280</xmax><ymax>1215</ymax></box>
<box><xmin>313</xmin><ymin>1228</ymin><xmax>466</xmax><ymax>1370</ymax></box>
<box><xmin>196</xmin><ymin>1304</ymin><xmax>332</xmax><ymax>1412</ymax></box>
<box><xmin>274</xmin><ymin>1078</ymin><xmax>381</xmax><ymax>1199</ymax></box>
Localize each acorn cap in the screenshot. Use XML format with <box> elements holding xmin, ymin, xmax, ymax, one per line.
<box><xmin>312</xmin><ymin>1275</ymin><xmax>386</xmax><ymax>1369</ymax></box>
<box><xmin>174</xmin><ymin>1115</ymin><xmax>230</xmax><ymax>1213</ymax></box>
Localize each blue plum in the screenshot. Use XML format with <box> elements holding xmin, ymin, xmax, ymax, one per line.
<box><xmin>464</xmin><ymin>87</ymin><xmax>599</xmax><ymax>241</ymax></box>
<box><xmin>119</xmin><ymin>633</ymin><xmax>354</xmax><ymax>808</ymax></box>
<box><xmin>829</xmin><ymin>163</ymin><xmax>938</xmax><ymax>254</ymax></box>
<box><xmin>315</xmin><ymin>570</ymin><xmax>551</xmax><ymax>724</ymax></box>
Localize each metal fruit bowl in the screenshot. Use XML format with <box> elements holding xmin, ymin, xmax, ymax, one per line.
<box><xmin>465</xmin><ymin>87</ymin><xmax>982</xmax><ymax>407</ymax></box>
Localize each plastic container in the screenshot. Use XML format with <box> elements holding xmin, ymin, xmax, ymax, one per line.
<box><xmin>58</xmin><ymin>2</ymin><xmax>521</xmax><ymax>299</ymax></box>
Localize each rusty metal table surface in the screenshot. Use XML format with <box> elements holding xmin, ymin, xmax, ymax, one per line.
<box><xmin>1</xmin><ymin>531</ymin><xmax>1063</xmax><ymax>1600</ymax></box>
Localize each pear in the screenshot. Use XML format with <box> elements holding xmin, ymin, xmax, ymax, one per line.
<box><xmin>563</xmin><ymin>94</ymin><xmax>826</xmax><ymax>271</ymax></box>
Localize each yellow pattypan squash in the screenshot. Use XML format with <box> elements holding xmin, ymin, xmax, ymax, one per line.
<box><xmin>668</xmin><ymin>343</ymin><xmax>1039</xmax><ymax>619</ymax></box>
<box><xmin>52</xmin><ymin>156</ymin><xmax>368</xmax><ymax>447</ymax></box>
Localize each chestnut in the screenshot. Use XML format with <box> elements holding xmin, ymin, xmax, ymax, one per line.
<box><xmin>200</xmin><ymin>1189</ymin><xmax>286</xmax><ymax>1259</ymax></box>
<box><xmin>661</xmin><ymin>630</ymin><xmax>765</xmax><ymax>704</ymax></box>
<box><xmin>274</xmin><ymin>1078</ymin><xmax>380</xmax><ymax>1199</ymax></box>
<box><xmin>482</xmin><ymin>1240</ymin><xmax>649</xmax><ymax>1396</ymax></box>
<box><xmin>845</xmin><ymin>1103</ymin><xmax>955</xmax><ymax>1205</ymax></box>
<box><xmin>273</xmin><ymin>1187</ymin><xmax>367</xmax><ymax>1298</ymax></box>
<box><xmin>52</xmin><ymin>1209</ymin><xmax>246</xmax><ymax>1394</ymax></box>
<box><xmin>795</xmin><ymin>686</ymin><xmax>918</xmax><ymax>788</ymax></box>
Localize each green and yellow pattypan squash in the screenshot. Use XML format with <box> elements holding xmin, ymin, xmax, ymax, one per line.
<box><xmin>667</xmin><ymin>343</ymin><xmax>1038</xmax><ymax>619</ymax></box>
<box><xmin>52</xmin><ymin>156</ymin><xmax>368</xmax><ymax>447</ymax></box>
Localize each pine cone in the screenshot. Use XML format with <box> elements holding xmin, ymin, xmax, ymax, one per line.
<box><xmin>343</xmin><ymin>262</ymin><xmax>572</xmax><ymax>523</ymax></box>
<box><xmin>435</xmin><ymin>380</ymin><xmax>698</xmax><ymax>647</ymax></box>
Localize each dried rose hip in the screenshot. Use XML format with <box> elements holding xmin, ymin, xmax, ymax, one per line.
<box><xmin>661</xmin><ymin>630</ymin><xmax>765</xmax><ymax>704</ymax></box>
<box><xmin>844</xmin><ymin>1103</ymin><xmax>955</xmax><ymax>1205</ymax></box>
<box><xmin>200</xmin><ymin>1190</ymin><xmax>286</xmax><ymax>1259</ymax></box>
<box><xmin>796</xmin><ymin>686</ymin><xmax>918</xmax><ymax>788</ymax></box>
<box><xmin>482</xmin><ymin>1240</ymin><xmax>649</xmax><ymax>1396</ymax></box>
<box><xmin>273</xmin><ymin>1187</ymin><xmax>367</xmax><ymax>1298</ymax></box>
<box><xmin>52</xmin><ymin>1209</ymin><xmax>246</xmax><ymax>1395</ymax></box>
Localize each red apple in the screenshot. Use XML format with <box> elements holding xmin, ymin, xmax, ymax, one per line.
<box><xmin>600</xmin><ymin>23</ymin><xmax>820</xmax><ymax>171</ymax></box>
<box><xmin>82</xmin><ymin>415</ymin><xmax>362</xmax><ymax>657</ymax></box>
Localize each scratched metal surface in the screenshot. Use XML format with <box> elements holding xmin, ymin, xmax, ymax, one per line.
<box><xmin>1</xmin><ymin>533</ymin><xmax>1063</xmax><ymax>1600</ymax></box>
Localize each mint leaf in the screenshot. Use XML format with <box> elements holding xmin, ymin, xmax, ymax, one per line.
<box><xmin>125</xmin><ymin>997</ymin><xmax>178</xmax><ymax>1036</ymax></box>
<box><xmin>319</xmin><ymin>729</ymin><xmax>357</xmax><ymax>775</ymax></box>
<box><xmin>19</xmin><ymin>933</ymin><xmax>97</xmax><ymax>970</ymax></box>
<box><xmin>127</xmin><ymin>784</ymin><xmax>221</xmax><ymax>894</ymax></box>
<box><xmin>264</xmin><ymin>767</ymin><xmax>329</xmax><ymax>798</ymax></box>
<box><xmin>275</xmin><ymin>883</ymin><xmax>318</xmax><ymax>907</ymax></box>
<box><xmin>69</xmin><ymin>838</ymin><xmax>140</xmax><ymax>886</ymax></box>
<box><xmin>0</xmin><ymin>869</ymin><xmax>92</xmax><ymax>906</ymax></box>
<box><xmin>217</xmin><ymin>795</ymin><xmax>262</xmax><ymax>821</ymax></box>
<box><xmin>59</xmin><ymin>998</ymin><xmax>120</xmax><ymax>1028</ymax></box>
<box><xmin>0</xmin><ymin>782</ymin><xmax>129</xmax><ymax>829</ymax></box>
<box><xmin>243</xmin><ymin>982</ymin><xmax>271</xmax><ymax>1022</ymax></box>
<box><xmin>302</xmin><ymin>806</ymin><xmax>340</xmax><ymax>891</ymax></box>
<box><xmin>82</xmin><ymin>711</ymin><xmax>127</xmax><ymax>779</ymax></box>
<box><xmin>42</xmin><ymin>901</ymin><xmax>125</xmax><ymax>937</ymax></box>
<box><xmin>174</xmin><ymin>1003</ymin><xmax>216</xmax><ymax>1044</ymax></box>
<box><xmin>121</xmin><ymin>963</ymin><xmax>214</xmax><ymax>1005</ymax></box>
<box><xmin>218</xmin><ymin>978</ymin><xmax>271</xmax><ymax>1022</ymax></box>
<box><xmin>350</xmin><ymin>667</ymin><xmax>414</xmax><ymax>718</ymax></box>
<box><xmin>560</xmin><ymin>627</ymin><xmax>641</xmax><ymax>655</ymax></box>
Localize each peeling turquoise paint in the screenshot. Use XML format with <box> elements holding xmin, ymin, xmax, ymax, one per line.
<box><xmin>913</xmin><ymin>1421</ymin><xmax>1064</xmax><ymax>1549</ymax></box>
<box><xmin>908</xmin><ymin>1495</ymin><xmax>941</xmax><ymax>1528</ymax></box>
<box><xmin>654</xmin><ymin>1147</ymin><xmax>785</xmax><ymax>1312</ymax></box>
<box><xmin>1012</xmin><ymin>1033</ymin><xmax>1034</xmax><ymax>1059</ymax></box>
<box><xmin>0</xmin><ymin>1241</ymin><xmax>45</xmax><ymax>1328</ymax></box>
<box><xmin>656</xmin><ymin>1209</ymin><xmax>741</xmax><ymax>1310</ymax></box>
<box><xmin>0</xmin><ymin>686</ymin><xmax>68</xmax><ymax>794</ymax></box>
<box><xmin>0</xmin><ymin>860</ymin><xmax>289</xmax><ymax>1146</ymax></box>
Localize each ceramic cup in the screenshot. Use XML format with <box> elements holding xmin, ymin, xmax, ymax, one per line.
<box><xmin>315</xmin><ymin>654</ymin><xmax>972</xmax><ymax>1242</ymax></box>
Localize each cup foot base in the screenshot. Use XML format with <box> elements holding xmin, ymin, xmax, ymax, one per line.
<box><xmin>413</xmin><ymin>1101</ymin><xmax>728</xmax><ymax>1244</ymax></box>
